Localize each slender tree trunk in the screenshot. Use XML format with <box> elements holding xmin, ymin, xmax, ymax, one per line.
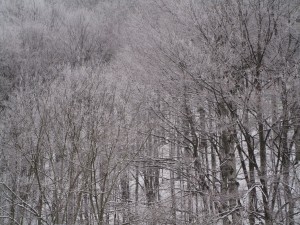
<box><xmin>170</xmin><ymin>140</ymin><xmax>176</xmax><ymax>224</ymax></box>
<box><xmin>243</xmin><ymin>106</ymin><xmax>257</xmax><ymax>225</ymax></box>
<box><xmin>255</xmin><ymin>68</ymin><xmax>272</xmax><ymax>225</ymax></box>
<box><xmin>281</xmin><ymin>81</ymin><xmax>294</xmax><ymax>225</ymax></box>
<box><xmin>120</xmin><ymin>171</ymin><xmax>130</xmax><ymax>224</ymax></box>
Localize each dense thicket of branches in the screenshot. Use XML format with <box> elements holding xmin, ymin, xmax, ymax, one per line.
<box><xmin>0</xmin><ymin>0</ymin><xmax>299</xmax><ymax>224</ymax></box>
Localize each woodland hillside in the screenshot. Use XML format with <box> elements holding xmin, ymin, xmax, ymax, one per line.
<box><xmin>0</xmin><ymin>0</ymin><xmax>300</xmax><ymax>224</ymax></box>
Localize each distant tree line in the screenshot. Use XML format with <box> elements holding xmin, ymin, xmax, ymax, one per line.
<box><xmin>0</xmin><ymin>0</ymin><xmax>299</xmax><ymax>224</ymax></box>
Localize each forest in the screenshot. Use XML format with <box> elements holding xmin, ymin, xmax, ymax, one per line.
<box><xmin>0</xmin><ymin>0</ymin><xmax>299</xmax><ymax>224</ymax></box>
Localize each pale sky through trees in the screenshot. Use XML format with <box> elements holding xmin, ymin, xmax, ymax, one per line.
<box><xmin>0</xmin><ymin>0</ymin><xmax>299</xmax><ymax>224</ymax></box>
